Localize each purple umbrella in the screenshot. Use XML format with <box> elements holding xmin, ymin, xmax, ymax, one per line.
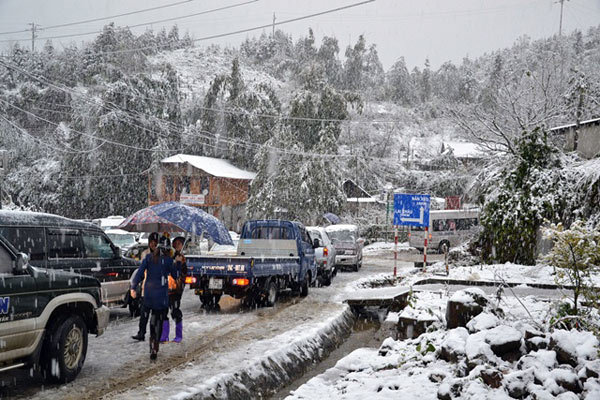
<box><xmin>117</xmin><ymin>202</ymin><xmax>233</xmax><ymax>245</ymax></box>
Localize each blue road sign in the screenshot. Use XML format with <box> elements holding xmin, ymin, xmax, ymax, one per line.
<box><xmin>393</xmin><ymin>193</ymin><xmax>430</xmax><ymax>227</ymax></box>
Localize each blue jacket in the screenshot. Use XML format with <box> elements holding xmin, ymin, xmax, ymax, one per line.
<box><xmin>132</xmin><ymin>253</ymin><xmax>179</xmax><ymax>310</ymax></box>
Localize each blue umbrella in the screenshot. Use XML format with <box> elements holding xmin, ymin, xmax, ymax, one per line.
<box><xmin>323</xmin><ymin>212</ymin><xmax>341</xmax><ymax>224</ymax></box>
<box><xmin>117</xmin><ymin>201</ymin><xmax>233</xmax><ymax>245</ymax></box>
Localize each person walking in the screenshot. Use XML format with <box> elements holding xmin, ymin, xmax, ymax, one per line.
<box><xmin>160</xmin><ymin>236</ymin><xmax>188</xmax><ymax>343</ymax></box>
<box><xmin>131</xmin><ymin>232</ymin><xmax>159</xmax><ymax>342</ymax></box>
<box><xmin>130</xmin><ymin>233</ymin><xmax>180</xmax><ymax>360</ymax></box>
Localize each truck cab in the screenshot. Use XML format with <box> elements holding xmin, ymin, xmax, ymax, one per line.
<box><xmin>186</xmin><ymin>220</ymin><xmax>317</xmax><ymax>308</ymax></box>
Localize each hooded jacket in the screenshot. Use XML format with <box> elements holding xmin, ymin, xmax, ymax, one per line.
<box><xmin>132</xmin><ymin>253</ymin><xmax>180</xmax><ymax>310</ymax></box>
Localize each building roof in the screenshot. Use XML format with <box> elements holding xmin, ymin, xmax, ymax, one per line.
<box><xmin>550</xmin><ymin>117</ymin><xmax>600</xmax><ymax>134</ymax></box>
<box><xmin>161</xmin><ymin>154</ymin><xmax>257</xmax><ymax>180</ymax></box>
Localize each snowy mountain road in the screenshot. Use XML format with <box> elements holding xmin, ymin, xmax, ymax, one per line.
<box><xmin>1</xmin><ymin>252</ymin><xmax>409</xmax><ymax>400</ymax></box>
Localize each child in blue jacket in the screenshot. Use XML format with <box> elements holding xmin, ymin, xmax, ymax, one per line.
<box><xmin>131</xmin><ymin>233</ymin><xmax>180</xmax><ymax>360</ymax></box>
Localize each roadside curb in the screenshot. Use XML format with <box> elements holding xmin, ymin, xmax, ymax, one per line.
<box><xmin>181</xmin><ymin>306</ymin><xmax>355</xmax><ymax>400</ymax></box>
<box><xmin>412</xmin><ymin>277</ymin><xmax>576</xmax><ymax>291</ymax></box>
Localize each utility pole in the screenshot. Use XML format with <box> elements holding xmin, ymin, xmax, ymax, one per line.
<box><xmin>0</xmin><ymin>150</ymin><xmax>8</xmax><ymax>210</ymax></box>
<box><xmin>557</xmin><ymin>0</ymin><xmax>569</xmax><ymax>36</ymax></box>
<box><xmin>28</xmin><ymin>22</ymin><xmax>40</xmax><ymax>52</ymax></box>
<box><xmin>272</xmin><ymin>12</ymin><xmax>276</xmax><ymax>36</ymax></box>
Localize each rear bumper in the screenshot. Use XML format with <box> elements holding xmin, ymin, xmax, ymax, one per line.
<box><xmin>190</xmin><ymin>275</ymin><xmax>252</xmax><ymax>299</ymax></box>
<box><xmin>335</xmin><ymin>255</ymin><xmax>358</xmax><ymax>266</ymax></box>
<box><xmin>94</xmin><ymin>306</ymin><xmax>110</xmax><ymax>336</ymax></box>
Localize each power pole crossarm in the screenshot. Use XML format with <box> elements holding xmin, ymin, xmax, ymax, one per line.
<box><xmin>28</xmin><ymin>22</ymin><xmax>41</xmax><ymax>52</ymax></box>
<box><xmin>557</xmin><ymin>0</ymin><xmax>570</xmax><ymax>36</ymax></box>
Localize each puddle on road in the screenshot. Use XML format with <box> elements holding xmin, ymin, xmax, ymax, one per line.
<box><xmin>270</xmin><ymin>308</ymin><xmax>382</xmax><ymax>400</ymax></box>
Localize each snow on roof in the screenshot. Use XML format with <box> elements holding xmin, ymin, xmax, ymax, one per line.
<box><xmin>550</xmin><ymin>117</ymin><xmax>600</xmax><ymax>133</ymax></box>
<box><xmin>444</xmin><ymin>141</ymin><xmax>486</xmax><ymax>158</ymax></box>
<box><xmin>325</xmin><ymin>224</ymin><xmax>358</xmax><ymax>232</ymax></box>
<box><xmin>161</xmin><ymin>154</ymin><xmax>257</xmax><ymax>180</ymax></box>
<box><xmin>346</xmin><ymin>197</ymin><xmax>384</xmax><ymax>203</ymax></box>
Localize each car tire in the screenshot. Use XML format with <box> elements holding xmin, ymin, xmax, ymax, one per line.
<box><xmin>353</xmin><ymin>263</ymin><xmax>359</xmax><ymax>272</ymax></box>
<box><xmin>42</xmin><ymin>315</ymin><xmax>88</xmax><ymax>384</ymax></box>
<box><xmin>300</xmin><ymin>275</ymin><xmax>309</xmax><ymax>297</ymax></box>
<box><xmin>266</xmin><ymin>281</ymin><xmax>277</xmax><ymax>307</ymax></box>
<box><xmin>323</xmin><ymin>271</ymin><xmax>332</xmax><ymax>286</ymax></box>
<box><xmin>438</xmin><ymin>240</ymin><xmax>450</xmax><ymax>254</ymax></box>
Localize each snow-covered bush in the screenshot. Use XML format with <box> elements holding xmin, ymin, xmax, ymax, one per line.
<box><xmin>480</xmin><ymin>128</ymin><xmax>561</xmax><ymax>265</ymax></box>
<box><xmin>544</xmin><ymin>221</ymin><xmax>600</xmax><ymax>329</ymax></box>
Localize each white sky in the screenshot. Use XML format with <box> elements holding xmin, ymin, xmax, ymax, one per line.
<box><xmin>0</xmin><ymin>0</ymin><xmax>599</xmax><ymax>70</ymax></box>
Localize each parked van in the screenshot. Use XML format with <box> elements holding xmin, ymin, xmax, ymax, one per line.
<box><xmin>0</xmin><ymin>210</ymin><xmax>139</xmax><ymax>306</ymax></box>
<box><xmin>409</xmin><ymin>209</ymin><xmax>480</xmax><ymax>253</ymax></box>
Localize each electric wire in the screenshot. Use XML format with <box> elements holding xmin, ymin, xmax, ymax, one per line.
<box><xmin>0</xmin><ymin>0</ymin><xmax>259</xmax><ymax>43</ymax></box>
<box><xmin>0</xmin><ymin>0</ymin><xmax>206</xmax><ymax>35</ymax></box>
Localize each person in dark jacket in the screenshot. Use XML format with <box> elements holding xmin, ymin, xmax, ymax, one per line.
<box><xmin>131</xmin><ymin>232</ymin><xmax>159</xmax><ymax>342</ymax></box>
<box><xmin>130</xmin><ymin>233</ymin><xmax>180</xmax><ymax>360</ymax></box>
<box><xmin>160</xmin><ymin>236</ymin><xmax>188</xmax><ymax>343</ymax></box>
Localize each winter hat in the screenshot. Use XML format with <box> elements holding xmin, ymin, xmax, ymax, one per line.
<box><xmin>148</xmin><ymin>232</ymin><xmax>160</xmax><ymax>243</ymax></box>
<box><xmin>158</xmin><ymin>234</ymin><xmax>171</xmax><ymax>250</ymax></box>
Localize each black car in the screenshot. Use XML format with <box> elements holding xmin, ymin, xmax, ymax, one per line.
<box><xmin>0</xmin><ymin>210</ymin><xmax>139</xmax><ymax>307</ymax></box>
<box><xmin>0</xmin><ymin>234</ymin><xmax>109</xmax><ymax>382</ymax></box>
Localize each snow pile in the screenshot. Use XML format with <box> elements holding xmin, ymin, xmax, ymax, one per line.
<box><xmin>289</xmin><ymin>291</ymin><xmax>600</xmax><ymax>400</ymax></box>
<box><xmin>363</xmin><ymin>241</ymin><xmax>410</xmax><ymax>254</ymax></box>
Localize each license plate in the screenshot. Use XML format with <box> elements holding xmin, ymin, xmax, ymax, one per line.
<box><xmin>209</xmin><ymin>278</ymin><xmax>223</xmax><ymax>289</ymax></box>
<box><xmin>345</xmin><ymin>250</ymin><xmax>354</xmax><ymax>255</ymax></box>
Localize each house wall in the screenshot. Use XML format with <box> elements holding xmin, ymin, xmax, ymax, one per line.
<box><xmin>148</xmin><ymin>164</ymin><xmax>251</xmax><ymax>230</ymax></box>
<box><xmin>564</xmin><ymin>124</ymin><xmax>600</xmax><ymax>159</ymax></box>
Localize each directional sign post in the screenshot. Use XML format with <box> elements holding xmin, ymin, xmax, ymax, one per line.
<box><xmin>393</xmin><ymin>193</ymin><xmax>431</xmax><ymax>275</ymax></box>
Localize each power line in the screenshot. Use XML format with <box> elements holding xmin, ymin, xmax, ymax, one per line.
<box><xmin>0</xmin><ymin>0</ymin><xmax>205</xmax><ymax>36</ymax></box>
<box><xmin>0</xmin><ymin>56</ymin><xmax>406</xmax><ymax>162</ymax></box>
<box><xmin>0</xmin><ymin>0</ymin><xmax>375</xmax><ymax>54</ymax></box>
<box><xmin>0</xmin><ymin>0</ymin><xmax>259</xmax><ymax>44</ymax></box>
<box><xmin>0</xmin><ymin>114</ymin><xmax>105</xmax><ymax>154</ymax></box>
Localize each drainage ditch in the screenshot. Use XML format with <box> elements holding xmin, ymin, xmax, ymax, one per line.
<box><xmin>269</xmin><ymin>307</ymin><xmax>384</xmax><ymax>400</ymax></box>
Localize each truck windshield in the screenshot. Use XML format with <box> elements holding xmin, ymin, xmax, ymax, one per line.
<box><xmin>327</xmin><ymin>230</ymin><xmax>355</xmax><ymax>243</ymax></box>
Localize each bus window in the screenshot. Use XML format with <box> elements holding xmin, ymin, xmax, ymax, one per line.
<box><xmin>448</xmin><ymin>219</ymin><xmax>456</xmax><ymax>231</ymax></box>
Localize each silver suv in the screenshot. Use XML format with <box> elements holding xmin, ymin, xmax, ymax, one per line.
<box><xmin>325</xmin><ymin>224</ymin><xmax>364</xmax><ymax>272</ymax></box>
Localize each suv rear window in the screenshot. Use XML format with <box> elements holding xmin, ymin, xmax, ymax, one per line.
<box><xmin>0</xmin><ymin>227</ymin><xmax>45</xmax><ymax>261</ymax></box>
<box><xmin>47</xmin><ymin>229</ymin><xmax>83</xmax><ymax>259</ymax></box>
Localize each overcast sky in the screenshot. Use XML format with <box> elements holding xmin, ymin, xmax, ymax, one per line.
<box><xmin>1</xmin><ymin>0</ymin><xmax>599</xmax><ymax>70</ymax></box>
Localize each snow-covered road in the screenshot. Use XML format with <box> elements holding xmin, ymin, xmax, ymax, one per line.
<box><xmin>1</xmin><ymin>253</ymin><xmax>406</xmax><ymax>400</ymax></box>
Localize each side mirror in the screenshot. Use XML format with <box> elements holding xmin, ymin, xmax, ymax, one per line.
<box><xmin>313</xmin><ymin>238</ymin><xmax>320</xmax><ymax>248</ymax></box>
<box><xmin>114</xmin><ymin>246</ymin><xmax>121</xmax><ymax>258</ymax></box>
<box><xmin>16</xmin><ymin>253</ymin><xmax>29</xmax><ymax>272</ymax></box>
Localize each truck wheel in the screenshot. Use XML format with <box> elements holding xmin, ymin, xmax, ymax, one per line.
<box><xmin>200</xmin><ymin>294</ymin><xmax>221</xmax><ymax>309</ymax></box>
<box><xmin>353</xmin><ymin>263</ymin><xmax>359</xmax><ymax>272</ymax></box>
<box><xmin>266</xmin><ymin>281</ymin><xmax>277</xmax><ymax>307</ymax></box>
<box><xmin>42</xmin><ymin>315</ymin><xmax>88</xmax><ymax>383</ymax></box>
<box><xmin>129</xmin><ymin>298</ymin><xmax>140</xmax><ymax>318</ymax></box>
<box><xmin>300</xmin><ymin>276</ymin><xmax>309</xmax><ymax>297</ymax></box>
<box><xmin>323</xmin><ymin>271</ymin><xmax>332</xmax><ymax>286</ymax></box>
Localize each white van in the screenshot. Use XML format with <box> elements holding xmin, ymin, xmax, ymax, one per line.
<box><xmin>409</xmin><ymin>209</ymin><xmax>480</xmax><ymax>253</ymax></box>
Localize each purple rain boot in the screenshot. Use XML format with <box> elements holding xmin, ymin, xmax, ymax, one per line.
<box><xmin>160</xmin><ymin>320</ymin><xmax>170</xmax><ymax>343</ymax></box>
<box><xmin>173</xmin><ymin>322</ymin><xmax>183</xmax><ymax>343</ymax></box>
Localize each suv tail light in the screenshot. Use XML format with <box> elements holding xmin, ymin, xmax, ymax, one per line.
<box><xmin>323</xmin><ymin>247</ymin><xmax>328</xmax><ymax>256</ymax></box>
<box><xmin>233</xmin><ymin>278</ymin><xmax>249</xmax><ymax>286</ymax></box>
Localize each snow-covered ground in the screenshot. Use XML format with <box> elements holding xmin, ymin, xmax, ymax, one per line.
<box><xmin>286</xmin><ymin>289</ymin><xmax>600</xmax><ymax>400</ymax></box>
<box><xmin>0</xmin><ymin>252</ymin><xmax>412</xmax><ymax>399</ymax></box>
<box><xmin>4</xmin><ymin>248</ymin><xmax>598</xmax><ymax>400</ymax></box>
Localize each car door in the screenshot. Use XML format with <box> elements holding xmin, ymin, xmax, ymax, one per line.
<box><xmin>45</xmin><ymin>227</ymin><xmax>86</xmax><ymax>274</ymax></box>
<box><xmin>80</xmin><ymin>230</ymin><xmax>118</xmax><ymax>282</ymax></box>
<box><xmin>0</xmin><ymin>240</ymin><xmax>39</xmax><ymax>362</ymax></box>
